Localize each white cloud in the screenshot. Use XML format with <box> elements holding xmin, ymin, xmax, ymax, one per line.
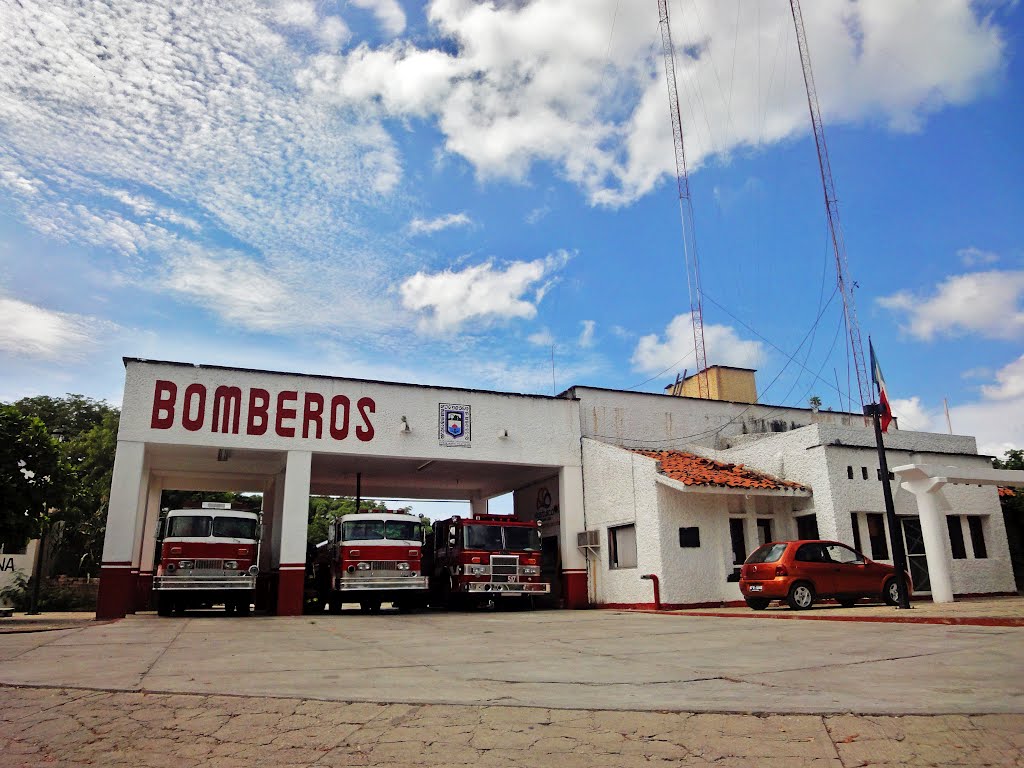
<box><xmin>578</xmin><ymin>320</ymin><xmax>596</xmax><ymax>348</ymax></box>
<box><xmin>889</xmin><ymin>396</ymin><xmax>939</xmax><ymax>432</ymax></box>
<box><xmin>631</xmin><ymin>313</ymin><xmax>764</xmax><ymax>375</ymax></box>
<box><xmin>878</xmin><ymin>270</ymin><xmax>1024</xmax><ymax>340</ymax></box>
<box><xmin>399</xmin><ymin>250</ymin><xmax>571</xmax><ymax>332</ymax></box>
<box><xmin>298</xmin><ymin>0</ymin><xmax>1004</xmax><ymax>206</ymax></box>
<box><xmin>350</xmin><ymin>0</ymin><xmax>406</xmax><ymax>36</ymax></box>
<box><xmin>0</xmin><ymin>298</ymin><xmax>106</xmax><ymax>359</ymax></box>
<box><xmin>528</xmin><ymin>329</ymin><xmax>554</xmax><ymax>347</ymax></box>
<box><xmin>981</xmin><ymin>354</ymin><xmax>1024</xmax><ymax>401</ymax></box>
<box><xmin>408</xmin><ymin>212</ymin><xmax>472</xmax><ymax>235</ymax></box>
<box><xmin>958</xmin><ymin>246</ymin><xmax>1000</xmax><ymax>267</ymax></box>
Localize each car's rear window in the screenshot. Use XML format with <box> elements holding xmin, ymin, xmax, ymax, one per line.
<box><xmin>745</xmin><ymin>543</ymin><xmax>787</xmax><ymax>564</ymax></box>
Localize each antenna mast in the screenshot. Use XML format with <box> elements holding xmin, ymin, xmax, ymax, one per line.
<box><xmin>789</xmin><ymin>0</ymin><xmax>869</xmax><ymax>409</ymax></box>
<box><xmin>657</xmin><ymin>0</ymin><xmax>709</xmax><ymax>398</ymax></box>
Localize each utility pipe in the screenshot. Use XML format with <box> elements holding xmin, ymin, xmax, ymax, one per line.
<box><xmin>640</xmin><ymin>573</ymin><xmax>661</xmax><ymax>610</ymax></box>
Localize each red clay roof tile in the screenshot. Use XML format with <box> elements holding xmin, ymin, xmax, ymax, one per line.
<box><xmin>631</xmin><ymin>449</ymin><xmax>808</xmax><ymax>492</ymax></box>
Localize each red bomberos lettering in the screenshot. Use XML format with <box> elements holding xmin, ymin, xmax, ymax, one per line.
<box><xmin>150</xmin><ymin>380</ymin><xmax>376</xmax><ymax>442</ymax></box>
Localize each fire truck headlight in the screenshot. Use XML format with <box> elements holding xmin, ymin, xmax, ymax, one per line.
<box><xmin>224</xmin><ymin>560</ymin><xmax>239</xmax><ymax>570</ymax></box>
<box><xmin>356</xmin><ymin>562</ymin><xmax>370</xmax><ymax>571</ymax></box>
<box><xmin>521</xmin><ymin>566</ymin><xmax>539</xmax><ymax>575</ymax></box>
<box><xmin>178</xmin><ymin>560</ymin><xmax>194</xmax><ymax>569</ymax></box>
<box><xmin>396</xmin><ymin>562</ymin><xmax>410</xmax><ymax>571</ymax></box>
<box><xmin>468</xmin><ymin>565</ymin><xmax>487</xmax><ymax>575</ymax></box>
<box><xmin>248</xmin><ymin>565</ymin><xmax>259</xmax><ymax>576</ymax></box>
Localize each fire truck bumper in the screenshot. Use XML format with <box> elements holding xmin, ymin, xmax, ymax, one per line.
<box><xmin>466</xmin><ymin>582</ymin><xmax>550</xmax><ymax>595</ymax></box>
<box><xmin>153</xmin><ymin>576</ymin><xmax>257</xmax><ymax>591</ymax></box>
<box><xmin>336</xmin><ymin>576</ymin><xmax>429</xmax><ymax>591</ymax></box>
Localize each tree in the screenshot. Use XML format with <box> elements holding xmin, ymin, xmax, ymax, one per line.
<box><xmin>0</xmin><ymin>406</ymin><xmax>70</xmax><ymax>550</ymax></box>
<box><xmin>12</xmin><ymin>395</ymin><xmax>120</xmax><ymax>576</ymax></box>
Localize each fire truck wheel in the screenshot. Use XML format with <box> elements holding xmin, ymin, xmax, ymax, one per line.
<box><xmin>172</xmin><ymin>600</ymin><xmax>185</xmax><ymax>615</ymax></box>
<box><xmin>395</xmin><ymin>601</ymin><xmax>416</xmax><ymax>614</ymax></box>
<box><xmin>328</xmin><ymin>594</ymin><xmax>341</xmax><ymax>614</ymax></box>
<box><xmin>224</xmin><ymin>601</ymin><xmax>236</xmax><ymax>615</ymax></box>
<box><xmin>156</xmin><ymin>596</ymin><xmax>171</xmax><ymax>617</ymax></box>
<box><xmin>237</xmin><ymin>601</ymin><xmax>251</xmax><ymax>616</ymax></box>
<box><xmin>359</xmin><ymin>600</ymin><xmax>381</xmax><ymax>614</ymax></box>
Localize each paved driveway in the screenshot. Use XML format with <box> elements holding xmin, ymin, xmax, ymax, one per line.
<box><xmin>0</xmin><ymin>609</ymin><xmax>1021</xmax><ymax>715</ymax></box>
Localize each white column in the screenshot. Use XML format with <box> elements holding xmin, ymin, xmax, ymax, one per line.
<box><xmin>470</xmin><ymin>496</ymin><xmax>487</xmax><ymax>518</ymax></box>
<box><xmin>269</xmin><ymin>470</ymin><xmax>286</xmax><ymax>569</ymax></box>
<box><xmin>558</xmin><ymin>464</ymin><xmax>588</xmax><ymax>608</ymax></box>
<box><xmin>136</xmin><ymin>478</ymin><xmax>163</xmax><ymax>575</ymax></box>
<box><xmin>97</xmin><ymin>440</ymin><xmax>147</xmax><ymax>619</ymax></box>
<box><xmin>900</xmin><ymin>475</ymin><xmax>955</xmax><ymax>603</ymax></box>
<box><xmin>280</xmin><ymin>451</ymin><xmax>312</xmax><ymax>568</ymax></box>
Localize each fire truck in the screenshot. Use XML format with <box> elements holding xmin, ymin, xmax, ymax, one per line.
<box><xmin>310</xmin><ymin>510</ymin><xmax>429</xmax><ymax>613</ymax></box>
<box><xmin>153</xmin><ymin>502</ymin><xmax>261</xmax><ymax>616</ymax></box>
<box><xmin>427</xmin><ymin>514</ymin><xmax>549</xmax><ymax>608</ymax></box>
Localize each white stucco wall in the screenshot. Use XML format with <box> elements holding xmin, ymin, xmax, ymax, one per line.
<box><xmin>0</xmin><ymin>540</ymin><xmax>38</xmax><ymax>609</ymax></box>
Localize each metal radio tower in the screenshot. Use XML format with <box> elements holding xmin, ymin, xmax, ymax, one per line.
<box><xmin>657</xmin><ymin>0</ymin><xmax>709</xmax><ymax>398</ymax></box>
<box><xmin>789</xmin><ymin>0</ymin><xmax>870</xmax><ymax>409</ymax></box>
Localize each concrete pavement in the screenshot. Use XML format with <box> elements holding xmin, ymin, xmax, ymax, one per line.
<box><xmin>1</xmin><ymin>606</ymin><xmax>1022</xmax><ymax>766</ymax></box>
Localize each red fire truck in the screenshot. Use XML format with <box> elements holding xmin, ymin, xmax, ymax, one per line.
<box><xmin>153</xmin><ymin>502</ymin><xmax>261</xmax><ymax>616</ymax></box>
<box><xmin>427</xmin><ymin>514</ymin><xmax>549</xmax><ymax>608</ymax></box>
<box><xmin>310</xmin><ymin>510</ymin><xmax>429</xmax><ymax>613</ymax></box>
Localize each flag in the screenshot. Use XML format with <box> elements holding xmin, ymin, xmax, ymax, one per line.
<box><xmin>869</xmin><ymin>340</ymin><xmax>893</xmax><ymax>433</ymax></box>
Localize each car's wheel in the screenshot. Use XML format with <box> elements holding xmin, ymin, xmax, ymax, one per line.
<box><xmin>883</xmin><ymin>577</ymin><xmax>905</xmax><ymax>606</ymax></box>
<box><xmin>745</xmin><ymin>598</ymin><xmax>770</xmax><ymax>611</ymax></box>
<box><xmin>786</xmin><ymin>582</ymin><xmax>815</xmax><ymax>610</ymax></box>
<box><xmin>837</xmin><ymin>598</ymin><xmax>858</xmax><ymax>608</ymax></box>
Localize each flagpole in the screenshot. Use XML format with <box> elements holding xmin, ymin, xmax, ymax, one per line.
<box><xmin>866</xmin><ymin>337</ymin><xmax>911</xmax><ymax>609</ymax></box>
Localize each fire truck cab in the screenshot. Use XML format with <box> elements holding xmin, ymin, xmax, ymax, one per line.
<box><xmin>428</xmin><ymin>514</ymin><xmax>550</xmax><ymax>608</ymax></box>
<box><xmin>311</xmin><ymin>510</ymin><xmax>429</xmax><ymax>614</ymax></box>
<box><xmin>153</xmin><ymin>502</ymin><xmax>261</xmax><ymax>616</ymax></box>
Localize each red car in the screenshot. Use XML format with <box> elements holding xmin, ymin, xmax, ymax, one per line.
<box><xmin>739</xmin><ymin>540</ymin><xmax>911</xmax><ymax>610</ymax></box>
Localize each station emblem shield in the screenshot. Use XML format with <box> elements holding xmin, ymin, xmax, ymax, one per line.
<box><xmin>439</xmin><ymin>403</ymin><xmax>471</xmax><ymax>447</ymax></box>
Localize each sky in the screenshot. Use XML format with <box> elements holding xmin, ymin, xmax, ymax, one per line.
<box><xmin>1</xmin><ymin>0</ymin><xmax>1023</xmax><ymax>521</ymax></box>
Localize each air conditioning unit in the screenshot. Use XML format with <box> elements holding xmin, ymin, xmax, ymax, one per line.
<box><xmin>577</xmin><ymin>530</ymin><xmax>600</xmax><ymax>550</ymax></box>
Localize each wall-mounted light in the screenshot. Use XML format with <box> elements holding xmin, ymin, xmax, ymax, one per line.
<box><xmin>400</xmin><ymin>416</ymin><xmax>410</xmax><ymax>433</ymax></box>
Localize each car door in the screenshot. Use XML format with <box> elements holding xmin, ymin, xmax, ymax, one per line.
<box><xmin>793</xmin><ymin>543</ymin><xmax>835</xmax><ymax>596</ymax></box>
<box><xmin>825</xmin><ymin>543</ymin><xmax>874</xmax><ymax>595</ymax></box>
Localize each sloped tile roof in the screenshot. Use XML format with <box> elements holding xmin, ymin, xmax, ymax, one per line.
<box><xmin>632</xmin><ymin>449</ymin><xmax>808</xmax><ymax>492</ymax></box>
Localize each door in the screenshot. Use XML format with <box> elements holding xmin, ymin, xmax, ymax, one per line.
<box><xmin>793</xmin><ymin>542</ymin><xmax>836</xmax><ymax>596</ymax></box>
<box><xmin>901</xmin><ymin>518</ymin><xmax>931</xmax><ymax>592</ymax></box>
<box><xmin>824</xmin><ymin>543</ymin><xmax>875</xmax><ymax>595</ymax></box>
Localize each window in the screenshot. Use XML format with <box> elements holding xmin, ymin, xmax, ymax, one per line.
<box><xmin>967</xmin><ymin>516</ymin><xmax>988</xmax><ymax>559</ymax></box>
<box><xmin>795</xmin><ymin>514</ymin><xmax>819</xmax><ymax>540</ymax></box>
<box><xmin>825</xmin><ymin>543</ymin><xmax>862</xmax><ymax>564</ymax></box>
<box><xmin>947</xmin><ymin>517</ymin><xmax>967</xmax><ymax>560</ymax></box>
<box><xmin>502</xmin><ymin>526</ymin><xmax>541</xmax><ymax>552</ymax></box>
<box><xmin>866</xmin><ymin>513</ymin><xmax>888</xmax><ymax>560</ymax></box>
<box><xmin>212</xmin><ymin>517</ymin><xmax>259</xmax><ymax>540</ymax></box>
<box><xmin>847</xmin><ymin>465</ymin><xmax>854</xmax><ymax>479</ymax></box>
<box><xmin>746</xmin><ymin>542</ymin><xmax>786</xmax><ymax>564</ymax></box>
<box><xmin>729</xmin><ymin>518</ymin><xmax>747</xmax><ymax>566</ymax></box>
<box><xmin>851</xmin><ymin>512</ymin><xmax>862</xmax><ymax>553</ymax></box>
<box><xmin>861</xmin><ymin>466</ymin><xmax>869</xmax><ymax>480</ymax></box>
<box><xmin>678</xmin><ymin>527</ymin><xmax>701</xmax><ymax>548</ymax></box>
<box><xmin>464</xmin><ymin>524</ymin><xmax>504</xmax><ymax>551</ymax></box>
<box><xmin>384</xmin><ymin>520</ymin><xmax>423</xmax><ymax>542</ymax></box>
<box><xmin>756</xmin><ymin>518</ymin><xmax>773</xmax><ymax>546</ymax></box>
<box><xmin>166</xmin><ymin>515</ymin><xmax>212</xmax><ymax>537</ymax></box>
<box><xmin>876</xmin><ymin>468</ymin><xmax>883</xmax><ymax>481</ymax></box>
<box><xmin>795</xmin><ymin>543</ymin><xmax>827</xmax><ymax>562</ymax></box>
<box><xmin>342</xmin><ymin>520</ymin><xmax>385</xmax><ymax>541</ymax></box>
<box><xmin>609</xmin><ymin>524</ymin><xmax>637</xmax><ymax>569</ymax></box>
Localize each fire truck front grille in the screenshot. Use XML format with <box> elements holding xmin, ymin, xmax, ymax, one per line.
<box><xmin>370</xmin><ymin>560</ymin><xmax>399</xmax><ymax>571</ymax></box>
<box><xmin>195</xmin><ymin>559</ymin><xmax>223</xmax><ymax>570</ymax></box>
<box><xmin>490</xmin><ymin>555</ymin><xmax>519</xmax><ymax>582</ymax></box>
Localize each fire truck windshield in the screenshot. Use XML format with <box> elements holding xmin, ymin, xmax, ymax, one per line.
<box><xmin>166</xmin><ymin>516</ymin><xmax>212</xmax><ymax>537</ymax></box>
<box><xmin>463</xmin><ymin>524</ymin><xmax>540</xmax><ymax>552</ymax></box>
<box><xmin>342</xmin><ymin>519</ymin><xmax>423</xmax><ymax>542</ymax></box>
<box><xmin>212</xmin><ymin>517</ymin><xmax>259</xmax><ymax>540</ymax></box>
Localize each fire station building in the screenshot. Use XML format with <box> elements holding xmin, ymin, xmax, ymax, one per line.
<box><xmin>97</xmin><ymin>359</ymin><xmax>1015</xmax><ymax>619</ymax></box>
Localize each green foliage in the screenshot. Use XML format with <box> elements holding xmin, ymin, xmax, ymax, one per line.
<box><xmin>993</xmin><ymin>449</ymin><xmax>1024</xmax><ymax>472</ymax></box>
<box><xmin>10</xmin><ymin>395</ymin><xmax>121</xmax><ymax>577</ymax></box>
<box><xmin>0</xmin><ymin>405</ymin><xmax>70</xmax><ymax>550</ymax></box>
<box><xmin>161</xmin><ymin>491</ymin><xmax>261</xmax><ymax>512</ymax></box>
<box><xmin>0</xmin><ymin>570</ymin><xmax>96</xmax><ymax>612</ymax></box>
<box><xmin>306</xmin><ymin>497</ymin><xmax>412</xmax><ymax>544</ymax></box>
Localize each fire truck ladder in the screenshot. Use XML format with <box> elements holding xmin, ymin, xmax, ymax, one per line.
<box><xmin>657</xmin><ymin>0</ymin><xmax>709</xmax><ymax>399</ymax></box>
<box><xmin>789</xmin><ymin>0</ymin><xmax>869</xmax><ymax>410</ymax></box>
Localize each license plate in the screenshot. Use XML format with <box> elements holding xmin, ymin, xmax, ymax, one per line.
<box><xmin>507</xmin><ymin>575</ymin><xmax>518</xmax><ymax>582</ymax></box>
<box><xmin>748</xmin><ymin>585</ymin><xmax>763</xmax><ymax>592</ymax></box>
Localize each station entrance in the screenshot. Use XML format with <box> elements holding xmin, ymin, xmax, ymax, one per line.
<box><xmin>97</xmin><ymin>359</ymin><xmax>587</xmax><ymax>619</ymax></box>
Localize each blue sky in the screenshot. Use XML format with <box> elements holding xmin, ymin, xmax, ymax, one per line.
<box><xmin>1</xmin><ymin>0</ymin><xmax>1023</xmax><ymax>481</ymax></box>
